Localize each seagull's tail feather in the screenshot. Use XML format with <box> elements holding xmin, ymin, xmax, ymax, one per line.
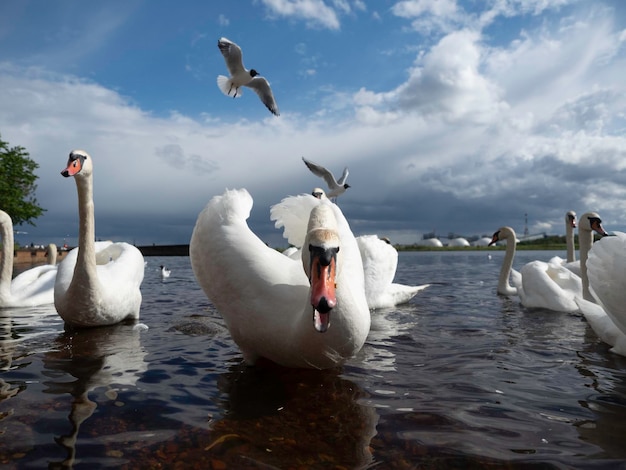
<box><xmin>217</xmin><ymin>75</ymin><xmax>241</xmax><ymax>98</ymax></box>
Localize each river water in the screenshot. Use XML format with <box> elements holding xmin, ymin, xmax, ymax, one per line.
<box><xmin>1</xmin><ymin>250</ymin><xmax>626</xmax><ymax>469</ymax></box>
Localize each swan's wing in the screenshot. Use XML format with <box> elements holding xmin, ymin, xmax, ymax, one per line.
<box><xmin>94</xmin><ymin>242</ymin><xmax>145</xmax><ymax>293</ymax></box>
<box><xmin>11</xmin><ymin>264</ymin><xmax>56</xmax><ymax>292</ymax></box>
<box><xmin>10</xmin><ymin>265</ymin><xmax>56</xmax><ymax>306</ymax></box>
<box><xmin>576</xmin><ymin>298</ymin><xmax>623</xmax><ymax>347</ymax></box>
<box><xmin>191</xmin><ymin>188</ymin><xmax>306</xmax><ymax>310</ymax></box>
<box><xmin>587</xmin><ymin>232</ymin><xmax>626</xmax><ymax>334</ymax></box>
<box><xmin>190</xmin><ymin>189</ymin><xmax>308</xmax><ymax>364</ymax></box>
<box><xmin>545</xmin><ymin>259</ymin><xmax>583</xmax><ymax>293</ymax></box>
<box><xmin>217</xmin><ymin>37</ymin><xmax>245</xmax><ymax>76</ymax></box>
<box><xmin>270</xmin><ymin>193</ymin><xmax>321</xmax><ymax>248</ymax></box>
<box><xmin>357</xmin><ymin>235</ymin><xmax>397</xmax><ymax>299</ymax></box>
<box><xmin>245</xmin><ymin>77</ymin><xmax>279</xmax><ymax>116</ymax></box>
<box><xmin>302</xmin><ymin>157</ymin><xmax>338</xmax><ymax>187</ymax></box>
<box><xmin>519</xmin><ymin>261</ymin><xmax>579</xmax><ymax>312</ymax></box>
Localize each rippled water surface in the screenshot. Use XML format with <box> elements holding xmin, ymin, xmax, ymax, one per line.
<box><xmin>2</xmin><ymin>251</ymin><xmax>626</xmax><ymax>469</ymax></box>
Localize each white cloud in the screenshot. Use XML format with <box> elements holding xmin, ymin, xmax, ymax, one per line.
<box><xmin>259</xmin><ymin>0</ymin><xmax>342</xmax><ymax>29</ymax></box>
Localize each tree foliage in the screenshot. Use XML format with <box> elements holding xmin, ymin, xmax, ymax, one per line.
<box><xmin>0</xmin><ymin>135</ymin><xmax>46</xmax><ymax>226</ymax></box>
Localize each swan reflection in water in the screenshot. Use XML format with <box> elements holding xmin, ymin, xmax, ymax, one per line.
<box><xmin>42</xmin><ymin>323</ymin><xmax>148</xmax><ymax>468</ymax></box>
<box><xmin>0</xmin><ymin>312</ymin><xmax>19</xmax><ymax>401</ymax></box>
<box><xmin>200</xmin><ymin>363</ymin><xmax>379</xmax><ymax>468</ymax></box>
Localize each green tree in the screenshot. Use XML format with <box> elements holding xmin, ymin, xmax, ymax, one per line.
<box><xmin>0</xmin><ymin>135</ymin><xmax>46</xmax><ymax>226</ymax></box>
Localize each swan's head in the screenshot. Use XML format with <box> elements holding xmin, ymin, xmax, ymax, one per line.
<box><xmin>566</xmin><ymin>211</ymin><xmax>577</xmax><ymax>229</ymax></box>
<box><xmin>488</xmin><ymin>226</ymin><xmax>516</xmax><ymax>246</ymax></box>
<box><xmin>311</xmin><ymin>188</ymin><xmax>327</xmax><ymax>200</ymax></box>
<box><xmin>61</xmin><ymin>150</ymin><xmax>92</xmax><ymax>179</ymax></box>
<box><xmin>303</xmin><ymin>204</ymin><xmax>341</xmax><ymax>333</ymax></box>
<box><xmin>578</xmin><ymin>212</ymin><xmax>608</xmax><ymax>237</ymax></box>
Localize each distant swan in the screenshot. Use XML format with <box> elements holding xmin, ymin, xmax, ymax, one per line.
<box><xmin>488</xmin><ymin>213</ymin><xmax>606</xmax><ymax>313</ymax></box>
<box><xmin>46</xmin><ymin>243</ymin><xmax>58</xmax><ymax>265</ymax></box>
<box><xmin>0</xmin><ymin>210</ymin><xmax>57</xmax><ymax>308</ymax></box>
<box><xmin>160</xmin><ymin>265</ymin><xmax>171</xmax><ymax>279</ymax></box>
<box><xmin>190</xmin><ymin>189</ymin><xmax>370</xmax><ymax>369</ymax></box>
<box><xmin>550</xmin><ymin>211</ymin><xmax>581</xmax><ymax>275</ymax></box>
<box><xmin>565</xmin><ymin>210</ymin><xmax>577</xmax><ymax>263</ymax></box>
<box><xmin>576</xmin><ymin>231</ymin><xmax>626</xmax><ymax>356</ymax></box>
<box><xmin>54</xmin><ymin>150</ymin><xmax>145</xmax><ymax>327</ymax></box>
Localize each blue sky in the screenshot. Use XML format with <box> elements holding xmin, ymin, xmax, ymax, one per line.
<box><xmin>1</xmin><ymin>0</ymin><xmax>626</xmax><ymax>247</ymax></box>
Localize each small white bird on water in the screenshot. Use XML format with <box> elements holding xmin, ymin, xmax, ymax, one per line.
<box><xmin>160</xmin><ymin>265</ymin><xmax>171</xmax><ymax>279</ymax></box>
<box><xmin>217</xmin><ymin>37</ymin><xmax>279</xmax><ymax>116</ymax></box>
<box><xmin>302</xmin><ymin>157</ymin><xmax>350</xmax><ymax>200</ymax></box>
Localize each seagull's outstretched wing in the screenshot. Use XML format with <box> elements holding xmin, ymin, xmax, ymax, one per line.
<box><xmin>218</xmin><ymin>37</ymin><xmax>245</xmax><ymax>76</ymax></box>
<box><xmin>246</xmin><ymin>77</ymin><xmax>280</xmax><ymax>116</ymax></box>
<box><xmin>337</xmin><ymin>166</ymin><xmax>349</xmax><ymax>185</ymax></box>
<box><xmin>302</xmin><ymin>157</ymin><xmax>339</xmax><ymax>187</ymax></box>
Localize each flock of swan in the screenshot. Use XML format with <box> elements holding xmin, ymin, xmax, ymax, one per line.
<box><xmin>1</xmin><ymin>150</ymin><xmax>626</xmax><ymax>368</ymax></box>
<box><xmin>489</xmin><ymin>210</ymin><xmax>626</xmax><ymax>356</ymax></box>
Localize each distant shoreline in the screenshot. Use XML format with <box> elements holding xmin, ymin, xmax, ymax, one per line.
<box><xmin>11</xmin><ymin>242</ymin><xmax>571</xmax><ymax>267</ymax></box>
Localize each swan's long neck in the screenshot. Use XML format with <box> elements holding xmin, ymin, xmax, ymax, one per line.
<box><xmin>579</xmin><ymin>228</ymin><xmax>594</xmax><ymax>301</ymax></box>
<box><xmin>0</xmin><ymin>212</ymin><xmax>14</xmax><ymax>301</ymax></box>
<box><xmin>498</xmin><ymin>237</ymin><xmax>517</xmax><ymax>295</ymax></box>
<box><xmin>73</xmin><ymin>175</ymin><xmax>98</xmax><ymax>289</ymax></box>
<box><xmin>566</xmin><ymin>223</ymin><xmax>576</xmax><ymax>263</ymax></box>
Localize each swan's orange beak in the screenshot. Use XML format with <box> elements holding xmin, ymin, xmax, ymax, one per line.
<box><xmin>309</xmin><ymin>247</ymin><xmax>338</xmax><ymax>333</ymax></box>
<box><xmin>61</xmin><ymin>153</ymin><xmax>85</xmax><ymax>177</ymax></box>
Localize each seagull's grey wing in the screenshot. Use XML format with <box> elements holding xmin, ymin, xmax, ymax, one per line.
<box><xmin>337</xmin><ymin>167</ymin><xmax>349</xmax><ymax>185</ymax></box>
<box><xmin>302</xmin><ymin>157</ymin><xmax>338</xmax><ymax>187</ymax></box>
<box><xmin>217</xmin><ymin>37</ymin><xmax>245</xmax><ymax>76</ymax></box>
<box><xmin>246</xmin><ymin>77</ymin><xmax>280</xmax><ymax>116</ymax></box>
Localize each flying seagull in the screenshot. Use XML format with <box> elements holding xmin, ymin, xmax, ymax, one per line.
<box><xmin>217</xmin><ymin>37</ymin><xmax>280</xmax><ymax>116</ymax></box>
<box><xmin>302</xmin><ymin>157</ymin><xmax>350</xmax><ymax>199</ymax></box>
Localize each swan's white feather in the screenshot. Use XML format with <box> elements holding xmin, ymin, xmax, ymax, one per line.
<box><xmin>356</xmin><ymin>235</ymin><xmax>429</xmax><ymax>309</ymax></box>
<box><xmin>587</xmin><ymin>231</ymin><xmax>626</xmax><ymax>335</ymax></box>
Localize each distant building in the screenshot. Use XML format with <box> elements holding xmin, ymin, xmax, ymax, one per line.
<box><xmin>447</xmin><ymin>237</ymin><xmax>470</xmax><ymax>247</ymax></box>
<box><xmin>472</xmin><ymin>237</ymin><xmax>492</xmax><ymax>247</ymax></box>
<box><xmin>416</xmin><ymin>238</ymin><xmax>444</xmax><ymax>247</ymax></box>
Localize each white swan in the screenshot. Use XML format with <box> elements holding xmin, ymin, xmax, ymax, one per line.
<box><xmin>565</xmin><ymin>210</ymin><xmax>577</xmax><ymax>263</ymax></box>
<box><xmin>46</xmin><ymin>243</ymin><xmax>58</xmax><ymax>265</ymax></box>
<box><xmin>190</xmin><ymin>188</ymin><xmax>370</xmax><ymax>369</ymax></box>
<box><xmin>576</xmin><ymin>231</ymin><xmax>626</xmax><ymax>356</ymax></box>
<box><xmin>54</xmin><ymin>150</ymin><xmax>145</xmax><ymax>328</ymax></box>
<box><xmin>0</xmin><ymin>210</ymin><xmax>57</xmax><ymax>308</ymax></box>
<box><xmin>488</xmin><ymin>214</ymin><xmax>606</xmax><ymax>313</ymax></box>
<box><xmin>550</xmin><ymin>211</ymin><xmax>581</xmax><ymax>275</ymax></box>
<box><xmin>356</xmin><ymin>235</ymin><xmax>429</xmax><ymax>309</ymax></box>
<box><xmin>160</xmin><ymin>265</ymin><xmax>171</xmax><ymax>279</ymax></box>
